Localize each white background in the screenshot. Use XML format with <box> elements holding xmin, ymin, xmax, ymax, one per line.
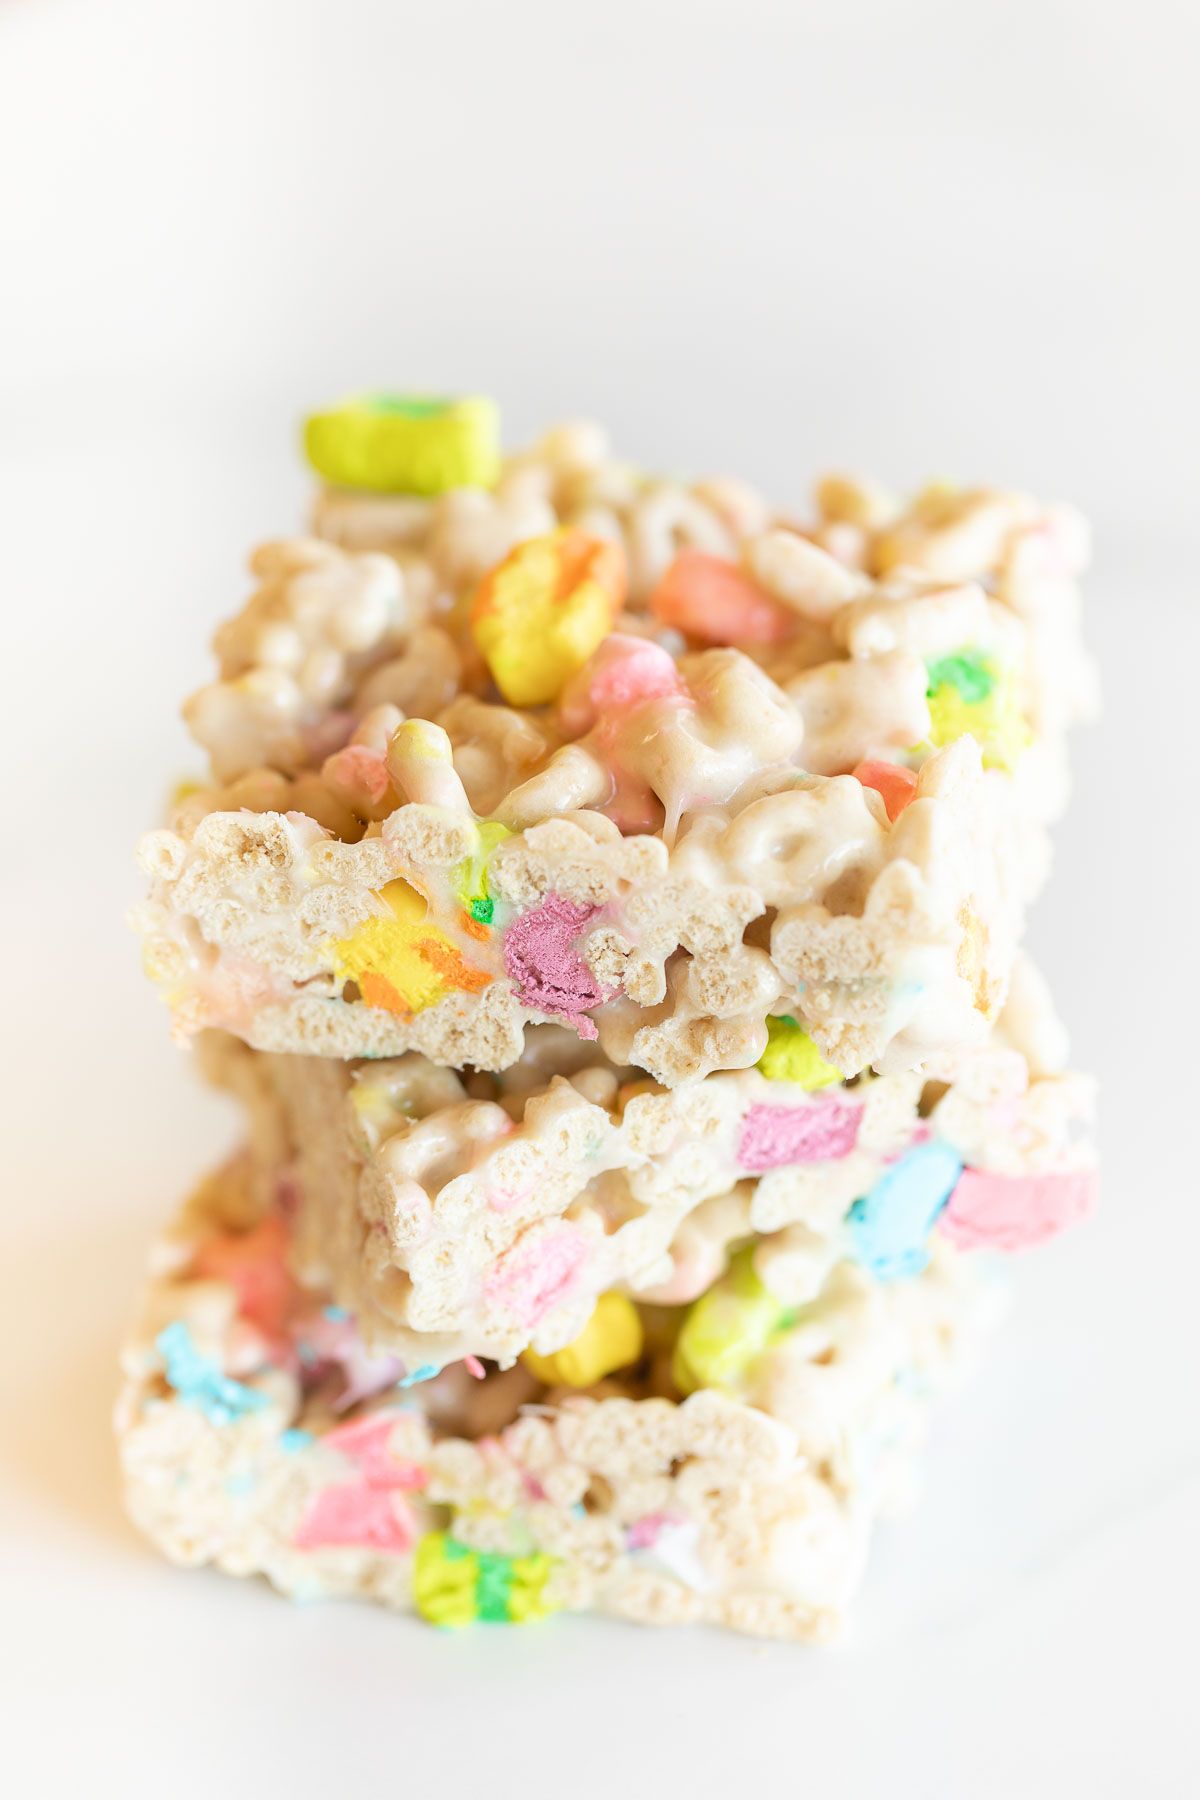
<box><xmin>1</xmin><ymin>2</ymin><xmax>1197</xmax><ymax>1795</ymax></box>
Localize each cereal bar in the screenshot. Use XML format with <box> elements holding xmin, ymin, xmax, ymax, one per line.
<box><xmin>195</xmin><ymin>953</ymin><xmax>1094</xmax><ymax>1370</ymax></box>
<box><xmin>132</xmin><ymin>410</ymin><xmax>1095</xmax><ymax>1082</ymax></box>
<box><xmin>120</xmin><ymin>398</ymin><xmax>1098</xmax><ymax>1639</ymax></box>
<box><xmin>117</xmin><ymin>1154</ymin><xmax>1000</xmax><ymax>1639</ymax></box>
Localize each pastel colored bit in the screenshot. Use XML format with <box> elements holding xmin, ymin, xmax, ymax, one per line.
<box><xmin>192</xmin><ymin>1214</ymin><xmax>294</xmax><ymax>1335</ymax></box>
<box><xmin>924</xmin><ymin>649</ymin><xmax>1031</xmax><ymax>771</ymax></box>
<box><xmin>324</xmin><ymin>1414</ymin><xmax>427</xmax><ymax>1489</ymax></box>
<box><xmin>672</xmin><ymin>1248</ymin><xmax>792</xmax><ymax>1394</ymax></box>
<box><xmin>558</xmin><ymin>632</ymin><xmax>686</xmax><ymax>735</ymax></box>
<box><xmin>155</xmin><ymin>1322</ymin><xmax>268</xmax><ymax>1426</ymax></box>
<box><xmin>329</xmin><ymin>878</ymin><xmax>491</xmax><ymax>1018</ymax></box>
<box><xmin>556</xmin><ymin>633</ymin><xmax>693</xmax><ymax>831</ymax></box>
<box><xmin>626</xmin><ymin>1510</ymin><xmax>685</xmax><ymax>1551</ymax></box>
<box><xmin>399</xmin><ymin>1362</ymin><xmax>441</xmax><ymax>1388</ymax></box>
<box><xmin>627</xmin><ymin>1515</ymin><xmax>713</xmax><ymax>1595</ymax></box>
<box><xmin>649</xmin><ymin>550</ymin><xmax>794</xmax><ymax>645</ymax></box>
<box><xmin>292</xmin><ymin>1411</ymin><xmax>427</xmax><ymax>1551</ymax></box>
<box><xmin>522</xmin><ymin>1291</ymin><xmax>644</xmax><ymax>1388</ymax></box>
<box><xmin>925</xmin><ymin>649</ymin><xmax>997</xmax><ymax>706</ymax></box>
<box><xmin>851</xmin><ymin>759</ymin><xmax>919</xmax><ymax>822</ymax></box>
<box><xmin>412</xmin><ymin>1532</ymin><xmax>559</xmax><ymax>1627</ymax></box>
<box><xmin>846</xmin><ymin>1140</ymin><xmax>965</xmax><ymax>1280</ymax></box>
<box><xmin>939</xmin><ymin>1166</ymin><xmax>1097</xmax><ymax>1251</ymax></box>
<box><xmin>322</xmin><ymin>743</ymin><xmax>393</xmax><ymax>809</ymax></box>
<box><xmin>737</xmin><ymin>1096</ymin><xmax>862</xmax><ymax>1172</ymax></box>
<box><xmin>302</xmin><ymin>394</ymin><xmax>501</xmax><ymax>495</ymax></box>
<box><xmin>461</xmin><ymin>903</ymin><xmax>491</xmax><ymax>939</ymax></box>
<box><xmin>756</xmin><ymin>1015</ymin><xmax>843</xmax><ymax>1089</ymax></box>
<box><xmin>412</xmin><ymin>1532</ymin><xmax>478</xmax><ymax>1627</ymax></box>
<box><xmin>483</xmin><ymin>1225</ymin><xmax>589</xmax><ymax>1332</ymax></box>
<box><xmin>292</xmin><ymin>1481</ymin><xmax>416</xmax><ymax>1553</ymax></box>
<box><xmin>502</xmin><ymin>892</ymin><xmax>609</xmax><ymax>1037</ymax></box>
<box><xmin>470</xmin><ymin>526</ymin><xmax>626</xmax><ymax>706</ymax></box>
<box><xmin>478</xmin><ymin>1543</ymin><xmax>559</xmax><ymax>1625</ymax></box>
<box><xmin>451</xmin><ymin>819</ymin><xmax>510</xmax><ymax>923</ymax></box>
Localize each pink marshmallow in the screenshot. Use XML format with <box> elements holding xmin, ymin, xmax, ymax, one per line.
<box><xmin>559</xmin><ymin>634</ymin><xmax>685</xmax><ymax>735</ymax></box>
<box><xmin>192</xmin><ymin>1215</ymin><xmax>294</xmax><ymax>1335</ymax></box>
<box><xmin>323</xmin><ymin>742</ymin><xmax>392</xmax><ymax>805</ymax></box>
<box><xmin>737</xmin><ymin>1098</ymin><xmax>862</xmax><ymax>1172</ymax></box>
<box><xmin>503</xmin><ymin>894</ymin><xmax>610</xmax><ymax>1036</ymax></box>
<box><xmin>292</xmin><ymin>1482</ymin><xmax>416</xmax><ymax>1553</ymax></box>
<box><xmin>483</xmin><ymin>1225</ymin><xmax>589</xmax><ymax>1331</ymax></box>
<box><xmin>650</xmin><ymin>550</ymin><xmax>794</xmax><ymax>645</ymax></box>
<box><xmin>627</xmin><ymin>1510</ymin><xmax>686</xmax><ymax>1551</ymax></box>
<box><xmin>939</xmin><ymin>1167</ymin><xmax>1097</xmax><ymax>1251</ymax></box>
<box><xmin>324</xmin><ymin>1414</ymin><xmax>427</xmax><ymax>1489</ymax></box>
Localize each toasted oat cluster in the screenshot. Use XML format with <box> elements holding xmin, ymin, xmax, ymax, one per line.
<box><xmin>117</xmin><ymin>1155</ymin><xmax>998</xmax><ymax>1640</ymax></box>
<box><xmin>121</xmin><ymin>398</ymin><xmax>1097</xmax><ymax>1639</ymax></box>
<box><xmin>132</xmin><ymin>413</ymin><xmax>1095</xmax><ymax>1081</ymax></box>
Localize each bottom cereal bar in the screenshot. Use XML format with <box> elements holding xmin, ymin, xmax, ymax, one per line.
<box><xmin>118</xmin><ymin>1154</ymin><xmax>1004</xmax><ymax>1640</ymax></box>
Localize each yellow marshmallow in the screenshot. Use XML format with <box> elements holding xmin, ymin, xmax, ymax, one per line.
<box><xmin>522</xmin><ymin>1292</ymin><xmax>644</xmax><ymax>1388</ymax></box>
<box><xmin>470</xmin><ymin>528</ymin><xmax>625</xmax><ymax>707</ymax></box>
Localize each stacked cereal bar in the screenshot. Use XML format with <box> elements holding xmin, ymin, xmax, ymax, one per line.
<box><xmin>120</xmin><ymin>396</ymin><xmax>1097</xmax><ymax>1638</ymax></box>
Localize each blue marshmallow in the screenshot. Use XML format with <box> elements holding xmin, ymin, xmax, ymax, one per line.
<box><xmin>847</xmin><ymin>1139</ymin><xmax>964</xmax><ymax>1280</ymax></box>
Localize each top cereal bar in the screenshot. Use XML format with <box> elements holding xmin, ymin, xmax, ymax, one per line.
<box><xmin>132</xmin><ymin>400</ymin><xmax>1096</xmax><ymax>1081</ymax></box>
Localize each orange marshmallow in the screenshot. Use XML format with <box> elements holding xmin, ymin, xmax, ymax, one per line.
<box><xmin>851</xmin><ymin>759</ymin><xmax>919</xmax><ymax>822</ymax></box>
<box><xmin>650</xmin><ymin>550</ymin><xmax>794</xmax><ymax>645</ymax></box>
